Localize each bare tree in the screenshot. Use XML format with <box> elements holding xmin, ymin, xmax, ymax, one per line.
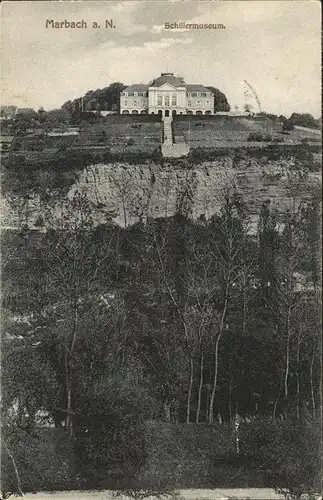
<box><xmin>108</xmin><ymin>168</ymin><xmax>136</xmax><ymax>227</ymax></box>
<box><xmin>208</xmin><ymin>193</ymin><xmax>248</xmax><ymax>424</ymax></box>
<box><xmin>184</xmin><ymin>241</ymin><xmax>219</xmax><ymax>423</ymax></box>
<box><xmin>36</xmin><ymin>191</ymin><xmax>117</xmax><ymax>435</ymax></box>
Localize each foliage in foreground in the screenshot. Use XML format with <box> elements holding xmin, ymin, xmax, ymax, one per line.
<box><xmin>1</xmin><ymin>182</ymin><xmax>321</xmax><ymax>498</ymax></box>
<box><xmin>240</xmin><ymin>416</ymin><xmax>321</xmax><ymax>499</ymax></box>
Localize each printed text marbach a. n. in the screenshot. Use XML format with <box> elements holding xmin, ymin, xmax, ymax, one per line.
<box><xmin>45</xmin><ymin>19</ymin><xmax>116</xmax><ymax>29</ymax></box>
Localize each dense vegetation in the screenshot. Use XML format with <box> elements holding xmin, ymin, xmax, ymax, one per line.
<box><xmin>282</xmin><ymin>113</ymin><xmax>321</xmax><ymax>131</ymax></box>
<box><xmin>1</xmin><ymin>183</ymin><xmax>321</xmax><ymax>497</ymax></box>
<box><xmin>207</xmin><ymin>87</ymin><xmax>231</xmax><ymax>112</ymax></box>
<box><xmin>62</xmin><ymin>82</ymin><xmax>126</xmax><ymax>114</ymax></box>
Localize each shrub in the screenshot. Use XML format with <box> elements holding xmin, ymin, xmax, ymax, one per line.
<box><xmin>247</xmin><ymin>132</ymin><xmax>265</xmax><ymax>142</ymax></box>
<box><xmin>1</xmin><ymin>427</ymin><xmax>74</xmax><ymax>495</ymax></box>
<box><xmin>283</xmin><ymin>121</ymin><xmax>295</xmax><ymax>131</ymax></box>
<box><xmin>240</xmin><ymin>417</ymin><xmax>321</xmax><ymax>499</ymax></box>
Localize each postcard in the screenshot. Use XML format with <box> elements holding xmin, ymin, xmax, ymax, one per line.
<box><xmin>1</xmin><ymin>1</ymin><xmax>321</xmax><ymax>500</ymax></box>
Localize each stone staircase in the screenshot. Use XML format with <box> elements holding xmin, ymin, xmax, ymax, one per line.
<box><xmin>161</xmin><ymin>116</ymin><xmax>190</xmax><ymax>158</ymax></box>
<box><xmin>163</xmin><ymin>116</ymin><xmax>173</xmax><ymax>145</ymax></box>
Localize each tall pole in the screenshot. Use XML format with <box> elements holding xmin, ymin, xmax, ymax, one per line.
<box><xmin>244</xmin><ymin>80</ymin><xmax>261</xmax><ymax>114</ymax></box>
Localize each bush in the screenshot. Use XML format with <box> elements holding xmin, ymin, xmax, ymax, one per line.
<box><xmin>72</xmin><ymin>363</ymin><xmax>159</xmax><ymax>490</ymax></box>
<box><xmin>240</xmin><ymin>417</ymin><xmax>321</xmax><ymax>499</ymax></box>
<box><xmin>283</xmin><ymin>121</ymin><xmax>295</xmax><ymax>131</ymax></box>
<box><xmin>1</xmin><ymin>427</ymin><xmax>74</xmax><ymax>495</ymax></box>
<box><xmin>247</xmin><ymin>132</ymin><xmax>265</xmax><ymax>142</ymax></box>
<box><xmin>247</xmin><ymin>132</ymin><xmax>272</xmax><ymax>142</ymax></box>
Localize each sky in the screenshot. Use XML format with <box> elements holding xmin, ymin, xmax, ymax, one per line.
<box><xmin>1</xmin><ymin>0</ymin><xmax>321</xmax><ymax>117</ymax></box>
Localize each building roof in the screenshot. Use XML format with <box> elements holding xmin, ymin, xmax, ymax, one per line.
<box><xmin>122</xmin><ymin>76</ymin><xmax>214</xmax><ymax>94</ymax></box>
<box><xmin>123</xmin><ymin>84</ymin><xmax>149</xmax><ymax>93</ymax></box>
<box><xmin>150</xmin><ymin>73</ymin><xmax>186</xmax><ymax>88</ymax></box>
<box><xmin>186</xmin><ymin>84</ymin><xmax>213</xmax><ymax>93</ymax></box>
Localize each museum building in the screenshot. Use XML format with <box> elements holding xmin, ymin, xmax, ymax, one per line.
<box><xmin>120</xmin><ymin>73</ymin><xmax>214</xmax><ymax>116</ymax></box>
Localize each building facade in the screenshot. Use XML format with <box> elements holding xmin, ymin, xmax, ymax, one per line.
<box><xmin>120</xmin><ymin>73</ymin><xmax>214</xmax><ymax>116</ymax></box>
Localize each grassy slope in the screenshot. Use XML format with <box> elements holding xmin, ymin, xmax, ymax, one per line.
<box><xmin>173</xmin><ymin>116</ymin><xmax>321</xmax><ymax>149</ymax></box>
<box><xmin>11</xmin><ymin>117</ymin><xmax>162</xmax><ymax>155</ymax></box>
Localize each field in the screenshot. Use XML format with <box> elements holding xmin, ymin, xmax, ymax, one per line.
<box><xmin>173</xmin><ymin>116</ymin><xmax>321</xmax><ymax>149</ymax></box>
<box><xmin>78</xmin><ymin>119</ymin><xmax>162</xmax><ymax>153</ymax></box>
<box><xmin>8</xmin><ymin>116</ymin><xmax>321</xmax><ymax>158</ymax></box>
<box><xmin>11</xmin><ymin>116</ymin><xmax>162</xmax><ymax>155</ymax></box>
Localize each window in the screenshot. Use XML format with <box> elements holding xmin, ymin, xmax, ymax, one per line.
<box><xmin>164</xmin><ymin>97</ymin><xmax>170</xmax><ymax>106</ymax></box>
<box><xmin>201</xmin><ymin>93</ymin><xmax>206</xmax><ymax>97</ymax></box>
<box><xmin>125</xmin><ymin>101</ymin><xmax>128</xmax><ymax>106</ymax></box>
<box><xmin>172</xmin><ymin>95</ymin><xmax>177</xmax><ymax>106</ymax></box>
<box><xmin>206</xmin><ymin>101</ymin><xmax>209</xmax><ymax>104</ymax></box>
<box><xmin>191</xmin><ymin>92</ymin><xmax>197</xmax><ymax>97</ymax></box>
<box><xmin>124</xmin><ymin>92</ymin><xmax>128</xmax><ymax>97</ymax></box>
<box><xmin>128</xmin><ymin>92</ymin><xmax>134</xmax><ymax>96</ymax></box>
<box><xmin>188</xmin><ymin>101</ymin><xmax>192</xmax><ymax>106</ymax></box>
<box><xmin>134</xmin><ymin>100</ymin><xmax>137</xmax><ymax>106</ymax></box>
<box><xmin>134</xmin><ymin>92</ymin><xmax>138</xmax><ymax>96</ymax></box>
<box><xmin>197</xmin><ymin>100</ymin><xmax>201</xmax><ymax>104</ymax></box>
<box><xmin>157</xmin><ymin>96</ymin><xmax>162</xmax><ymax>106</ymax></box>
<box><xmin>197</xmin><ymin>93</ymin><xmax>200</xmax><ymax>97</ymax></box>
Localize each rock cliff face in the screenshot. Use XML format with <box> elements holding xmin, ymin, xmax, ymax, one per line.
<box><xmin>1</xmin><ymin>156</ymin><xmax>320</xmax><ymax>231</ymax></box>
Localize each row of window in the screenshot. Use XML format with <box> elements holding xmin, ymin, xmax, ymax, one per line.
<box><xmin>157</xmin><ymin>96</ymin><xmax>177</xmax><ymax>106</ymax></box>
<box><xmin>188</xmin><ymin>92</ymin><xmax>211</xmax><ymax>97</ymax></box>
<box><xmin>124</xmin><ymin>99</ymin><xmax>210</xmax><ymax>106</ymax></box>
<box><xmin>123</xmin><ymin>92</ymin><xmax>147</xmax><ymax>97</ymax></box>
<box><xmin>188</xmin><ymin>100</ymin><xmax>210</xmax><ymax>106</ymax></box>
<box><xmin>122</xmin><ymin>91</ymin><xmax>212</xmax><ymax>97</ymax></box>
<box><xmin>124</xmin><ymin>100</ymin><xmax>147</xmax><ymax>106</ymax></box>
<box><xmin>121</xmin><ymin>109</ymin><xmax>213</xmax><ymax>115</ymax></box>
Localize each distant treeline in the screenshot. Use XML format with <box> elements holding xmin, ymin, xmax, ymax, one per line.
<box><xmin>61</xmin><ymin>82</ymin><xmax>231</xmax><ymax>114</ymax></box>
<box><xmin>260</xmin><ymin>112</ymin><xmax>321</xmax><ymax>130</ymax></box>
